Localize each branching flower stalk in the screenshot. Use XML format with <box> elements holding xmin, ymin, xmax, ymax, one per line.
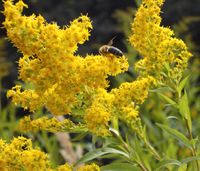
<box><xmin>129</xmin><ymin>0</ymin><xmax>191</xmax><ymax>162</ymax></box>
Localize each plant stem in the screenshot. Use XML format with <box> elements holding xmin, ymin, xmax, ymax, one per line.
<box><xmin>135</xmin><ymin>160</ymin><xmax>150</xmax><ymax>171</ymax></box>
<box><xmin>144</xmin><ymin>140</ymin><xmax>161</xmax><ymax>161</ymax></box>
<box><xmin>136</xmin><ymin>124</ymin><xmax>161</xmax><ymax>160</ymax></box>
<box><xmin>139</xmin><ymin>132</ymin><xmax>161</xmax><ymax>160</ymax></box>
<box><xmin>185</xmin><ymin>119</ymin><xmax>200</xmax><ymax>170</ymax></box>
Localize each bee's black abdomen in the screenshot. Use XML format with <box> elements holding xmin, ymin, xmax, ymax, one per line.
<box><xmin>108</xmin><ymin>46</ymin><xmax>123</xmax><ymax>57</ymax></box>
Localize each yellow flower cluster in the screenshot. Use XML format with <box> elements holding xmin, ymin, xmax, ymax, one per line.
<box><xmin>84</xmin><ymin>76</ymin><xmax>155</xmax><ymax>135</ymax></box>
<box><xmin>18</xmin><ymin>116</ymin><xmax>86</xmax><ymax>133</ymax></box>
<box><xmin>111</xmin><ymin>76</ymin><xmax>155</xmax><ymax>106</ymax></box>
<box><xmin>0</xmin><ymin>136</ymin><xmax>50</xmax><ymax>170</ymax></box>
<box><xmin>129</xmin><ymin>0</ymin><xmax>192</xmax><ymax>82</ymax></box>
<box><xmin>0</xmin><ymin>137</ymin><xmax>100</xmax><ymax>171</ymax></box>
<box><xmin>84</xmin><ymin>88</ymin><xmax>114</xmax><ymax>136</ymax></box>
<box><xmin>56</xmin><ymin>164</ymin><xmax>72</xmax><ymax>171</ymax></box>
<box><xmin>4</xmin><ymin>0</ymin><xmax>129</xmax><ymax>116</ymax></box>
<box><xmin>77</xmin><ymin>163</ymin><xmax>100</xmax><ymax>171</ymax></box>
<box><xmin>84</xmin><ymin>74</ymin><xmax>154</xmax><ymax>134</ymax></box>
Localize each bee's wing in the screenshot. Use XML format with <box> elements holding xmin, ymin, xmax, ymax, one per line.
<box><xmin>107</xmin><ymin>36</ymin><xmax>117</xmax><ymax>46</ymax></box>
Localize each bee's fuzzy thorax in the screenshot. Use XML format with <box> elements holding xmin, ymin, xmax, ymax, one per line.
<box><xmin>99</xmin><ymin>45</ymin><xmax>123</xmax><ymax>57</ymax></box>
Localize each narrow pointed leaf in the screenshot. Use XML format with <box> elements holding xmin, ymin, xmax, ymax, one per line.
<box><xmin>179</xmin><ymin>90</ymin><xmax>192</xmax><ymax>132</ymax></box>
<box><xmin>149</xmin><ymin>87</ymin><xmax>174</xmax><ymax>93</ymax></box>
<box><xmin>181</xmin><ymin>156</ymin><xmax>200</xmax><ymax>164</ymax></box>
<box><xmin>75</xmin><ymin>147</ymin><xmax>129</xmax><ymax>166</ymax></box>
<box><xmin>178</xmin><ymin>75</ymin><xmax>190</xmax><ymax>96</ymax></box>
<box><xmin>156</xmin><ymin>159</ymin><xmax>181</xmax><ymax>170</ymax></box>
<box><xmin>101</xmin><ymin>162</ymin><xmax>140</xmax><ymax>171</ymax></box>
<box><xmin>158</xmin><ymin>93</ymin><xmax>177</xmax><ymax>106</ymax></box>
<box><xmin>157</xmin><ymin>123</ymin><xmax>192</xmax><ymax>149</ymax></box>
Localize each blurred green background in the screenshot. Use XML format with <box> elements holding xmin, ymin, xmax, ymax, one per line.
<box><xmin>0</xmin><ymin>0</ymin><xmax>199</xmax><ymax>168</ymax></box>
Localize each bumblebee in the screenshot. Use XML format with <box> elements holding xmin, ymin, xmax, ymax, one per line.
<box><xmin>99</xmin><ymin>37</ymin><xmax>123</xmax><ymax>57</ymax></box>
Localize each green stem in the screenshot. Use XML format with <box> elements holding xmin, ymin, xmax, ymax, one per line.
<box><xmin>144</xmin><ymin>139</ymin><xmax>161</xmax><ymax>161</ymax></box>
<box><xmin>185</xmin><ymin>119</ymin><xmax>200</xmax><ymax>170</ymax></box>
<box><xmin>110</xmin><ymin>126</ymin><xmax>151</xmax><ymax>170</ymax></box>
<box><xmin>135</xmin><ymin>160</ymin><xmax>150</xmax><ymax>171</ymax></box>
<box><xmin>138</xmin><ymin>130</ymin><xmax>161</xmax><ymax>160</ymax></box>
<box><xmin>132</xmin><ymin>123</ymin><xmax>161</xmax><ymax>160</ymax></box>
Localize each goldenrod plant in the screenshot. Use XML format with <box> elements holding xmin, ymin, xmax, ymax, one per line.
<box><xmin>1</xmin><ymin>0</ymin><xmax>199</xmax><ymax>170</ymax></box>
<box><xmin>0</xmin><ymin>136</ymin><xmax>99</xmax><ymax>171</ymax></box>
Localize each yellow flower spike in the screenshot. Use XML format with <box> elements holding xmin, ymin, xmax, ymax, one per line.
<box><xmin>130</xmin><ymin>0</ymin><xmax>191</xmax><ymax>81</ymax></box>
<box><xmin>121</xmin><ymin>105</ymin><xmax>139</xmax><ymax>121</ymax></box>
<box><xmin>4</xmin><ymin>0</ymin><xmax>128</xmax><ymax>116</ymax></box>
<box><xmin>111</xmin><ymin>76</ymin><xmax>155</xmax><ymax>106</ymax></box>
<box><xmin>3</xmin><ymin>0</ymin><xmax>91</xmax><ymax>57</ymax></box>
<box><xmin>85</xmin><ymin>104</ymin><xmax>111</xmax><ymax>136</ymax></box>
<box><xmin>84</xmin><ymin>88</ymin><xmax>115</xmax><ymax>136</ymax></box>
<box><xmin>18</xmin><ymin>116</ymin><xmax>82</xmax><ymax>133</ymax></box>
<box><xmin>7</xmin><ymin>85</ymin><xmax>41</xmax><ymax>112</ymax></box>
<box><xmin>10</xmin><ymin>136</ymin><xmax>32</xmax><ymax>151</ymax></box>
<box><xmin>21</xmin><ymin>149</ymin><xmax>51</xmax><ymax>170</ymax></box>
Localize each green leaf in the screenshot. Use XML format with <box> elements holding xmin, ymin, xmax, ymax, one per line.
<box><xmin>155</xmin><ymin>159</ymin><xmax>182</xmax><ymax>170</ymax></box>
<box><xmin>158</xmin><ymin>93</ymin><xmax>177</xmax><ymax>106</ymax></box>
<box><xmin>190</xmin><ymin>137</ymin><xmax>198</xmax><ymax>147</ymax></box>
<box><xmin>181</xmin><ymin>156</ymin><xmax>200</xmax><ymax>164</ymax></box>
<box><xmin>111</xmin><ymin>117</ymin><xmax>119</xmax><ymax>131</ymax></box>
<box><xmin>178</xmin><ymin>75</ymin><xmax>190</xmax><ymax>97</ymax></box>
<box><xmin>75</xmin><ymin>147</ymin><xmax>130</xmax><ymax>166</ymax></box>
<box><xmin>177</xmin><ymin>164</ymin><xmax>187</xmax><ymax>171</ymax></box>
<box><xmin>157</xmin><ymin>123</ymin><xmax>192</xmax><ymax>149</ymax></box>
<box><xmin>105</xmin><ymin>137</ymin><xmax>121</xmax><ymax>146</ymax></box>
<box><xmin>71</xmin><ymin>132</ymin><xmax>88</xmax><ymax>141</ymax></box>
<box><xmin>160</xmin><ymin>72</ymin><xmax>168</xmax><ymax>78</ymax></box>
<box><xmin>150</xmin><ymin>87</ymin><xmax>175</xmax><ymax>93</ymax></box>
<box><xmin>164</xmin><ymin>62</ymin><xmax>170</xmax><ymax>72</ymax></box>
<box><xmin>179</xmin><ymin>90</ymin><xmax>192</xmax><ymax>132</ymax></box>
<box><xmin>101</xmin><ymin>162</ymin><xmax>140</xmax><ymax>171</ymax></box>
